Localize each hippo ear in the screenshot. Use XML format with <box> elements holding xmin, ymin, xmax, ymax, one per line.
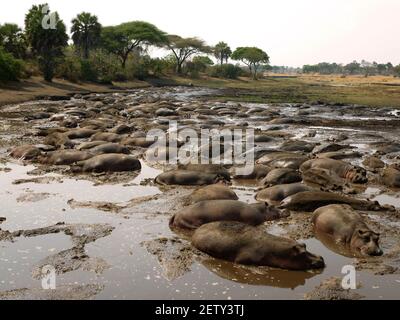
<box><xmin>357</xmin><ymin>229</ymin><xmax>370</xmax><ymax>237</ymax></box>
<box><xmin>293</xmin><ymin>243</ymin><xmax>306</xmax><ymax>253</ymax></box>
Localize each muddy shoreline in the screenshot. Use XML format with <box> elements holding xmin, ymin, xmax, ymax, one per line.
<box><xmin>1</xmin><ymin>86</ymin><xmax>400</xmax><ymax>299</ymax></box>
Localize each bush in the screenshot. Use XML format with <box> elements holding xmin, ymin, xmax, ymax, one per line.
<box><xmin>0</xmin><ymin>46</ymin><xmax>23</xmax><ymax>81</ymax></box>
<box><xmin>56</xmin><ymin>54</ymin><xmax>82</xmax><ymax>83</ymax></box>
<box><xmin>86</xmin><ymin>50</ymin><xmax>121</xmax><ymax>83</ymax></box>
<box><xmin>207</xmin><ymin>63</ymin><xmax>243</xmax><ymax>79</ymax></box>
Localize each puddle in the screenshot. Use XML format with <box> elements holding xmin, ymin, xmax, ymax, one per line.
<box><xmin>1</xmin><ymin>87</ymin><xmax>400</xmax><ymax>300</ymax></box>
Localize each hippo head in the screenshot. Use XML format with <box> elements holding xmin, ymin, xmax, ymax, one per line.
<box><xmin>278</xmin><ymin>243</ymin><xmax>325</xmax><ymax>270</ymax></box>
<box><xmin>213</xmin><ymin>174</ymin><xmax>230</xmax><ymax>185</ymax></box>
<box><xmin>351</xmin><ymin>228</ymin><xmax>382</xmax><ymax>256</ymax></box>
<box><xmin>347</xmin><ymin>166</ymin><xmax>368</xmax><ymax>184</ymax></box>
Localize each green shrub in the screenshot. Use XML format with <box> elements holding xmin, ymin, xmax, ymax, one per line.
<box><xmin>56</xmin><ymin>54</ymin><xmax>82</xmax><ymax>83</ymax></box>
<box><xmin>0</xmin><ymin>46</ymin><xmax>23</xmax><ymax>81</ymax></box>
<box><xmin>207</xmin><ymin>64</ymin><xmax>243</xmax><ymax>79</ymax></box>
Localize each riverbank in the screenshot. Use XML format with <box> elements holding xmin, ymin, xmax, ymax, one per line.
<box><xmin>2</xmin><ymin>74</ymin><xmax>400</xmax><ymax>108</ymax></box>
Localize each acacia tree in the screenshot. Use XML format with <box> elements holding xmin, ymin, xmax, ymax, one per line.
<box><xmin>0</xmin><ymin>23</ymin><xmax>27</xmax><ymax>59</ymax></box>
<box><xmin>101</xmin><ymin>21</ymin><xmax>167</xmax><ymax>68</ymax></box>
<box><xmin>71</xmin><ymin>12</ymin><xmax>101</xmax><ymax>59</ymax></box>
<box><xmin>231</xmin><ymin>47</ymin><xmax>269</xmax><ymax>79</ymax></box>
<box><xmin>25</xmin><ymin>4</ymin><xmax>68</xmax><ymax>82</ymax></box>
<box><xmin>214</xmin><ymin>41</ymin><xmax>231</xmax><ymax>65</ymax></box>
<box><xmin>166</xmin><ymin>35</ymin><xmax>210</xmax><ymax>74</ymax></box>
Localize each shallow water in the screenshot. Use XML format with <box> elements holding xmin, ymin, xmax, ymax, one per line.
<box><xmin>1</xmin><ymin>87</ymin><xmax>400</xmax><ymax>300</ymax></box>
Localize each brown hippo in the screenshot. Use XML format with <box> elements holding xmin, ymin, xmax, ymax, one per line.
<box><xmin>71</xmin><ymin>154</ymin><xmax>141</xmax><ymax>173</ymax></box>
<box><xmin>260</xmin><ymin>168</ymin><xmax>302</xmax><ymax>186</ymax></box>
<box><xmin>280</xmin><ymin>191</ymin><xmax>383</xmax><ymax>212</ymax></box>
<box><xmin>90</xmin><ymin>143</ymin><xmax>130</xmax><ymax>155</ymax></box>
<box><xmin>363</xmin><ymin>156</ymin><xmax>385</xmax><ymax>170</ymax></box>
<box><xmin>65</xmin><ymin>128</ymin><xmax>98</xmax><ymax>139</ymax></box>
<box><xmin>381</xmin><ymin>166</ymin><xmax>400</xmax><ymax>188</ymax></box>
<box><xmin>256</xmin><ymin>183</ymin><xmax>313</xmax><ymax>204</ymax></box>
<box><xmin>256</xmin><ymin>152</ymin><xmax>306</xmax><ymax>166</ymax></box>
<box><xmin>44</xmin><ymin>132</ymin><xmax>75</xmax><ymax>149</ymax></box>
<box><xmin>41</xmin><ymin>150</ymin><xmax>93</xmax><ymax>165</ymax></box>
<box><xmin>188</xmin><ymin>184</ymin><xmax>238</xmax><ymax>203</ymax></box>
<box><xmin>312</xmin><ymin>204</ymin><xmax>382</xmax><ymax>256</ymax></box>
<box><xmin>170</xmin><ymin>200</ymin><xmax>286</xmax><ymax>230</ymax></box>
<box><xmin>300</xmin><ymin>158</ymin><xmax>367</xmax><ymax>184</ymax></box>
<box><xmin>121</xmin><ymin>137</ymin><xmax>155</xmax><ymax>148</ymax></box>
<box><xmin>192</xmin><ymin>221</ymin><xmax>325</xmax><ymax>270</ymax></box>
<box><xmin>91</xmin><ymin>132</ymin><xmax>124</xmax><ymax>143</ymax></box>
<box><xmin>155</xmin><ymin>170</ymin><xmax>227</xmax><ymax>186</ymax></box>
<box><xmin>231</xmin><ymin>164</ymin><xmax>271</xmax><ymax>180</ymax></box>
<box><xmin>76</xmin><ymin>141</ymin><xmax>107</xmax><ymax>150</ymax></box>
<box><xmin>9</xmin><ymin>145</ymin><xmax>41</xmax><ymax>160</ymax></box>
<box><xmin>178</xmin><ymin>163</ymin><xmax>231</xmax><ymax>181</ymax></box>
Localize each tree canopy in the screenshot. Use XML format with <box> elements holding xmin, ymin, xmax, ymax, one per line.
<box><xmin>214</xmin><ymin>41</ymin><xmax>231</xmax><ymax>65</ymax></box>
<box><xmin>25</xmin><ymin>4</ymin><xmax>68</xmax><ymax>81</ymax></box>
<box><xmin>71</xmin><ymin>12</ymin><xmax>102</xmax><ymax>59</ymax></box>
<box><xmin>166</xmin><ymin>35</ymin><xmax>210</xmax><ymax>73</ymax></box>
<box><xmin>0</xmin><ymin>23</ymin><xmax>27</xmax><ymax>59</ymax></box>
<box><xmin>231</xmin><ymin>46</ymin><xmax>270</xmax><ymax>79</ymax></box>
<box><xmin>101</xmin><ymin>21</ymin><xmax>167</xmax><ymax>68</ymax></box>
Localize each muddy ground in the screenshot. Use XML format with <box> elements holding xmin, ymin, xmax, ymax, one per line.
<box><xmin>1</xmin><ymin>86</ymin><xmax>400</xmax><ymax>300</ymax></box>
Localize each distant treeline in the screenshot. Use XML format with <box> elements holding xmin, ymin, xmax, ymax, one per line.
<box><xmin>302</xmin><ymin>61</ymin><xmax>400</xmax><ymax>76</ymax></box>
<box><xmin>0</xmin><ymin>3</ymin><xmax>272</xmax><ymax>83</ymax></box>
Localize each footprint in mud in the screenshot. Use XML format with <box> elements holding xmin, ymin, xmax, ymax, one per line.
<box><xmin>141</xmin><ymin>237</ymin><xmax>197</xmax><ymax>281</ymax></box>
<box><xmin>0</xmin><ymin>222</ymin><xmax>115</xmax><ymax>279</ymax></box>
<box><xmin>0</xmin><ymin>284</ymin><xmax>104</xmax><ymax>300</ymax></box>
<box><xmin>304</xmin><ymin>277</ymin><xmax>364</xmax><ymax>300</ymax></box>
<box><xmin>16</xmin><ymin>191</ymin><xmax>53</xmax><ymax>203</ymax></box>
<box><xmin>31</xmin><ymin>247</ymin><xmax>109</xmax><ymax>280</ymax></box>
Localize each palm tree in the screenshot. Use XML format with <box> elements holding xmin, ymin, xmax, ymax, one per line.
<box><xmin>71</xmin><ymin>12</ymin><xmax>101</xmax><ymax>59</ymax></box>
<box><xmin>214</xmin><ymin>41</ymin><xmax>232</xmax><ymax>65</ymax></box>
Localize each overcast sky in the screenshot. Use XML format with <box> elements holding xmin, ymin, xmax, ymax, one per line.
<box><xmin>1</xmin><ymin>0</ymin><xmax>399</xmax><ymax>67</ymax></box>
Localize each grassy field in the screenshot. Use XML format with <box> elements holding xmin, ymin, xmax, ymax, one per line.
<box><xmin>172</xmin><ymin>74</ymin><xmax>400</xmax><ymax>107</ymax></box>
<box><xmin>1</xmin><ymin>74</ymin><xmax>400</xmax><ymax>108</ymax></box>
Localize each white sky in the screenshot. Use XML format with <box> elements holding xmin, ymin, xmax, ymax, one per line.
<box><xmin>1</xmin><ymin>0</ymin><xmax>399</xmax><ymax>67</ymax></box>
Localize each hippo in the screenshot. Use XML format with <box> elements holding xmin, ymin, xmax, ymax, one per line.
<box><xmin>90</xmin><ymin>143</ymin><xmax>130</xmax><ymax>155</ymax></box>
<box><xmin>315</xmin><ymin>151</ymin><xmax>362</xmax><ymax>160</ymax></box>
<box><xmin>170</xmin><ymin>200</ymin><xmax>286</xmax><ymax>230</ymax></box>
<box><xmin>121</xmin><ymin>137</ymin><xmax>155</xmax><ymax>148</ymax></box>
<box><xmin>300</xmin><ymin>158</ymin><xmax>367</xmax><ymax>184</ymax></box>
<box><xmin>71</xmin><ymin>154</ymin><xmax>141</xmax><ymax>173</ymax></box>
<box><xmin>257</xmin><ymin>152</ymin><xmax>306</xmax><ymax>166</ymax></box>
<box><xmin>279</xmin><ymin>140</ymin><xmax>316</xmax><ymax>153</ymax></box>
<box><xmin>9</xmin><ymin>145</ymin><xmax>41</xmax><ymax>160</ymax></box>
<box><xmin>381</xmin><ymin>166</ymin><xmax>400</xmax><ymax>188</ymax></box>
<box><xmin>91</xmin><ymin>132</ymin><xmax>124</xmax><ymax>143</ymax></box>
<box><xmin>363</xmin><ymin>156</ymin><xmax>385</xmax><ymax>170</ymax></box>
<box><xmin>65</xmin><ymin>128</ymin><xmax>98</xmax><ymax>139</ymax></box>
<box><xmin>280</xmin><ymin>191</ymin><xmax>383</xmax><ymax>212</ymax></box>
<box><xmin>76</xmin><ymin>141</ymin><xmax>107</xmax><ymax>150</ymax></box>
<box><xmin>178</xmin><ymin>164</ymin><xmax>231</xmax><ymax>181</ymax></box>
<box><xmin>192</xmin><ymin>221</ymin><xmax>325</xmax><ymax>270</ymax></box>
<box><xmin>313</xmin><ymin>204</ymin><xmax>382</xmax><ymax>256</ymax></box>
<box><xmin>41</xmin><ymin>150</ymin><xmax>93</xmax><ymax>165</ymax></box>
<box><xmin>44</xmin><ymin>133</ymin><xmax>75</xmax><ymax>149</ymax></box>
<box><xmin>188</xmin><ymin>184</ymin><xmax>238</xmax><ymax>203</ymax></box>
<box><xmin>260</xmin><ymin>168</ymin><xmax>302</xmax><ymax>186</ymax></box>
<box><xmin>256</xmin><ymin>183</ymin><xmax>313</xmax><ymax>204</ymax></box>
<box><xmin>155</xmin><ymin>170</ymin><xmax>227</xmax><ymax>186</ymax></box>
<box><xmin>231</xmin><ymin>164</ymin><xmax>271</xmax><ymax>180</ymax></box>
<box><xmin>312</xmin><ymin>143</ymin><xmax>349</xmax><ymax>154</ymax></box>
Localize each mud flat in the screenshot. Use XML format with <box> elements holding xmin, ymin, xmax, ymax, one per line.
<box><xmin>1</xmin><ymin>86</ymin><xmax>400</xmax><ymax>299</ymax></box>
